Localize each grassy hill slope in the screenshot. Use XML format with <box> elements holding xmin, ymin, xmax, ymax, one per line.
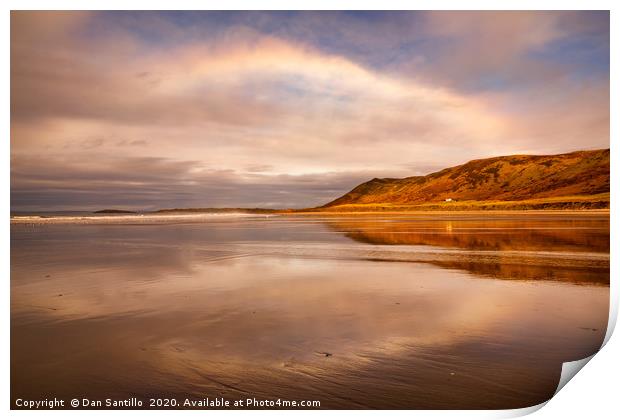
<box><xmin>321</xmin><ymin>149</ymin><xmax>609</xmax><ymax>210</ymax></box>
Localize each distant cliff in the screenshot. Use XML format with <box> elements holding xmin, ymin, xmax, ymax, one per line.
<box><xmin>322</xmin><ymin>149</ymin><xmax>609</xmax><ymax>210</ymax></box>
<box><xmin>93</xmin><ymin>209</ymin><xmax>137</xmax><ymax>214</ymax></box>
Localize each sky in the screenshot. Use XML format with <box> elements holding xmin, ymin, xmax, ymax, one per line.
<box><xmin>10</xmin><ymin>11</ymin><xmax>610</xmax><ymax>211</ymax></box>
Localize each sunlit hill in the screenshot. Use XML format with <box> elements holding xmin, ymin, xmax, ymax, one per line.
<box><xmin>320</xmin><ymin>149</ymin><xmax>609</xmax><ymax>211</ymax></box>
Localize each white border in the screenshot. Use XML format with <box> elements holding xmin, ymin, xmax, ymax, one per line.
<box><xmin>3</xmin><ymin>1</ymin><xmax>617</xmax><ymax>419</ymax></box>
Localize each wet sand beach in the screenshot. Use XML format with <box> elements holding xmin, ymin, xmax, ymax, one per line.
<box><xmin>11</xmin><ymin>212</ymin><xmax>609</xmax><ymax>409</ymax></box>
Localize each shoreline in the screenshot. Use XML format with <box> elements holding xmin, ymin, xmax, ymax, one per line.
<box><xmin>283</xmin><ymin>208</ymin><xmax>610</xmax><ymax>216</ymax></box>
<box><xmin>11</xmin><ymin>193</ymin><xmax>610</xmax><ymax>219</ymax></box>
<box><xmin>10</xmin><ymin>208</ymin><xmax>610</xmax><ymax>224</ymax></box>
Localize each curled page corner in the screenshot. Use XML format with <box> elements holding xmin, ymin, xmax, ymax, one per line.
<box><xmin>503</xmin><ymin>401</ymin><xmax>548</xmax><ymax>418</ymax></box>
<box><xmin>554</xmin><ymin>354</ymin><xmax>596</xmax><ymax>397</ymax></box>
<box><xmin>510</xmin><ymin>355</ymin><xmax>598</xmax><ymax>418</ymax></box>
<box><xmin>527</xmin><ymin>307</ymin><xmax>616</xmax><ymax>415</ymax></box>
<box><xmin>602</xmin><ymin>294</ymin><xmax>618</xmax><ymax>348</ymax></box>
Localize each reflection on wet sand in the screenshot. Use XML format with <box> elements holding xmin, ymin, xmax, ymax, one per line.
<box><xmin>11</xmin><ymin>214</ymin><xmax>609</xmax><ymax>409</ymax></box>
<box><xmin>323</xmin><ymin>215</ymin><xmax>609</xmax><ymax>284</ymax></box>
<box><xmin>324</xmin><ymin>216</ymin><xmax>610</xmax><ymax>252</ymax></box>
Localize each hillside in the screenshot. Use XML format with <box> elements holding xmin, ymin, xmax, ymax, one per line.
<box><xmin>322</xmin><ymin>149</ymin><xmax>609</xmax><ymax>210</ymax></box>
<box><xmin>94</xmin><ymin>209</ymin><xmax>137</xmax><ymax>214</ymax></box>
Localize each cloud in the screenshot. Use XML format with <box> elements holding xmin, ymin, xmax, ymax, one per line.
<box><xmin>11</xmin><ymin>155</ymin><xmax>384</xmax><ymax>210</ymax></box>
<box><xmin>10</xmin><ymin>11</ymin><xmax>609</xmax><ymax>210</ymax></box>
